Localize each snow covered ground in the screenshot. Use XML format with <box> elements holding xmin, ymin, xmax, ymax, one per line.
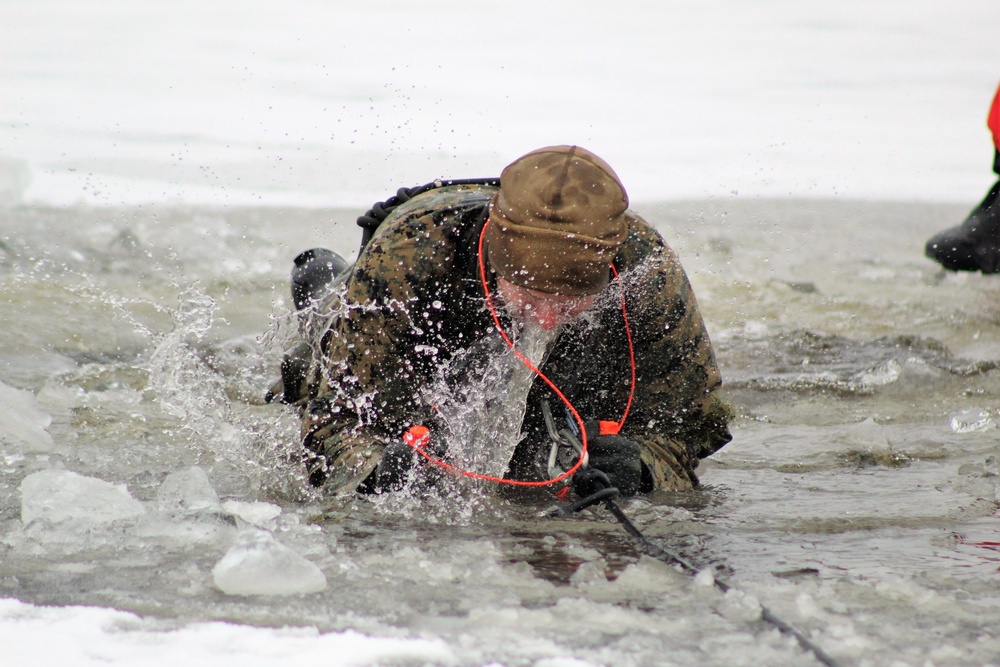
<box><xmin>1</xmin><ymin>0</ymin><xmax>998</xmax><ymax>209</ymax></box>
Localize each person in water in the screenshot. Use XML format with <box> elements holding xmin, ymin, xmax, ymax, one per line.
<box><xmin>925</xmin><ymin>82</ymin><xmax>1000</xmax><ymax>272</ymax></box>
<box><xmin>270</xmin><ymin>145</ymin><xmax>733</xmax><ymax>498</ymax></box>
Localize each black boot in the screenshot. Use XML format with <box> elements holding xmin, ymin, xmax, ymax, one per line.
<box><xmin>290</xmin><ymin>248</ymin><xmax>350</xmax><ymax>310</ymax></box>
<box><xmin>925</xmin><ymin>180</ymin><xmax>1000</xmax><ymax>273</ymax></box>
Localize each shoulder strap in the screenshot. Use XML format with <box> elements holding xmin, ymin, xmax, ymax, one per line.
<box><xmin>356</xmin><ymin>178</ymin><xmax>500</xmax><ymax>255</ymax></box>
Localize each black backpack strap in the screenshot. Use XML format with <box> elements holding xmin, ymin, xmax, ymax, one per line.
<box><xmin>356</xmin><ymin>178</ymin><xmax>499</xmax><ymax>255</ymax></box>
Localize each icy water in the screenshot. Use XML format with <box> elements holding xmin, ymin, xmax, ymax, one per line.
<box><xmin>2</xmin><ymin>198</ymin><xmax>1000</xmax><ymax>666</ymax></box>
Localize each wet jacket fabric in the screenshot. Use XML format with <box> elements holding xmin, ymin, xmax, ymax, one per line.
<box><xmin>296</xmin><ymin>184</ymin><xmax>732</xmax><ymax>495</ymax></box>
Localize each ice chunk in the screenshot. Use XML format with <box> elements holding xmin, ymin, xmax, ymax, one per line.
<box><xmin>717</xmin><ymin>587</ymin><xmax>763</xmax><ymax>623</ymax></box>
<box><xmin>156</xmin><ymin>467</ymin><xmax>222</xmax><ymax>514</ymax></box>
<box><xmin>212</xmin><ymin>529</ymin><xmax>327</xmax><ymax>596</ymax></box>
<box><xmin>20</xmin><ymin>470</ymin><xmax>145</xmax><ymax>524</ymax></box>
<box><xmin>851</xmin><ymin>359</ymin><xmax>901</xmax><ymax>389</ymax></box>
<box><xmin>949</xmin><ymin>408</ymin><xmax>993</xmax><ymax>433</ymax></box>
<box><xmin>0</xmin><ymin>381</ymin><xmax>54</xmax><ymax>451</ymax></box>
<box><xmin>694</xmin><ymin>567</ymin><xmax>716</xmax><ymax>588</ymax></box>
<box><xmin>131</xmin><ymin>514</ymin><xmax>236</xmax><ymax>551</ymax></box>
<box><xmin>846</xmin><ymin>417</ymin><xmax>890</xmax><ymax>449</ymax></box>
<box><xmin>221</xmin><ymin>499</ymin><xmax>282</xmax><ymax>528</ymax></box>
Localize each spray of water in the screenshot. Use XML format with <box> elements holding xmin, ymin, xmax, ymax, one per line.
<box><xmin>434</xmin><ymin>322</ymin><xmax>557</xmax><ymax>479</ymax></box>
<box><xmin>362</xmin><ymin>319</ymin><xmax>560</xmax><ymax>523</ymax></box>
<box><xmin>144</xmin><ymin>285</ymin><xmax>314</xmax><ymax>501</ymax></box>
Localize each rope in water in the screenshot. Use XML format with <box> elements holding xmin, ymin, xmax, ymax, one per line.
<box><xmin>551</xmin><ymin>480</ymin><xmax>842</xmax><ymax>667</ymax></box>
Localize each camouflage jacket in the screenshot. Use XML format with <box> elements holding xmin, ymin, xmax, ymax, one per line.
<box><xmin>294</xmin><ymin>184</ymin><xmax>732</xmax><ymax>495</ymax></box>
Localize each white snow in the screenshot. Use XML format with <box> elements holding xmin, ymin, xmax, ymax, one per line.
<box><xmin>0</xmin><ymin>599</ymin><xmax>454</xmax><ymax>667</ymax></box>
<box><xmin>0</xmin><ymin>1</ymin><xmax>998</xmax><ymax>208</ymax></box>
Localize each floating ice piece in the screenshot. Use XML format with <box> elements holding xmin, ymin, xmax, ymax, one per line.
<box><xmin>212</xmin><ymin>529</ymin><xmax>327</xmax><ymax>596</ymax></box>
<box><xmin>20</xmin><ymin>470</ymin><xmax>145</xmax><ymax>524</ymax></box>
<box><xmin>717</xmin><ymin>588</ymin><xmax>763</xmax><ymax>623</ymax></box>
<box><xmin>694</xmin><ymin>567</ymin><xmax>716</xmax><ymax>588</ymax></box>
<box><xmin>156</xmin><ymin>467</ymin><xmax>222</xmax><ymax>514</ymax></box>
<box><xmin>851</xmin><ymin>359</ymin><xmax>902</xmax><ymax>390</ymax></box>
<box><xmin>0</xmin><ymin>381</ymin><xmax>54</xmax><ymax>451</ymax></box>
<box><xmin>221</xmin><ymin>499</ymin><xmax>282</xmax><ymax>528</ymax></box>
<box><xmin>950</xmin><ymin>409</ymin><xmax>993</xmax><ymax>433</ymax></box>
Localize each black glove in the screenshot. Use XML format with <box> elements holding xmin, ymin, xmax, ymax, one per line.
<box><xmin>572</xmin><ymin>427</ymin><xmax>644</xmax><ymax>498</ymax></box>
<box><xmin>361</xmin><ymin>440</ymin><xmax>418</xmax><ymax>493</ymax></box>
<box><xmin>359</xmin><ymin>426</ymin><xmax>442</xmax><ymax>494</ymax></box>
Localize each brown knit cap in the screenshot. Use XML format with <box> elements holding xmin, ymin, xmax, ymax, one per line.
<box><xmin>485</xmin><ymin>145</ymin><xmax>629</xmax><ymax>295</ymax></box>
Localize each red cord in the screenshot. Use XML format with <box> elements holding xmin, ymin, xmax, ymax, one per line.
<box><xmin>402</xmin><ymin>219</ymin><xmax>636</xmax><ymax>488</ymax></box>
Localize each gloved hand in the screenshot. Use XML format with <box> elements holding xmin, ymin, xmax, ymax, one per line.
<box><xmin>361</xmin><ymin>425</ymin><xmax>433</xmax><ymax>494</ymax></box>
<box><xmin>572</xmin><ymin>426</ymin><xmax>644</xmax><ymax>498</ymax></box>
<box><xmin>367</xmin><ymin>440</ymin><xmax>419</xmax><ymax>492</ymax></box>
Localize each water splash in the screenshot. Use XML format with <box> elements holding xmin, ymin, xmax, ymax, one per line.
<box><xmin>147</xmin><ymin>285</ymin><xmax>313</xmax><ymax>501</ymax></box>
<box><xmin>366</xmin><ymin>322</ymin><xmax>559</xmax><ymax>523</ymax></box>
<box><xmin>434</xmin><ymin>322</ymin><xmax>557</xmax><ymax>480</ymax></box>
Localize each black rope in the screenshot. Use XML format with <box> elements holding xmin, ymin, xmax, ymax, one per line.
<box><xmin>356</xmin><ymin>177</ymin><xmax>500</xmax><ymax>255</ymax></box>
<box><xmin>551</xmin><ymin>486</ymin><xmax>842</xmax><ymax>667</ymax></box>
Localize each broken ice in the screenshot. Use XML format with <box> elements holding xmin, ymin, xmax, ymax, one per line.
<box><xmin>949</xmin><ymin>409</ymin><xmax>993</xmax><ymax>433</ymax></box>
<box><xmin>20</xmin><ymin>470</ymin><xmax>145</xmax><ymax>524</ymax></box>
<box><xmin>212</xmin><ymin>529</ymin><xmax>327</xmax><ymax>596</ymax></box>
<box><xmin>156</xmin><ymin>467</ymin><xmax>222</xmax><ymax>514</ymax></box>
<box><xmin>0</xmin><ymin>381</ymin><xmax>54</xmax><ymax>451</ymax></box>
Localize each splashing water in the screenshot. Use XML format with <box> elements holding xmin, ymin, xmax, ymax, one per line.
<box><xmin>428</xmin><ymin>322</ymin><xmax>558</xmax><ymax>483</ymax></box>
<box><xmin>146</xmin><ymin>285</ymin><xmax>312</xmax><ymax>500</ymax></box>
<box><xmin>148</xmin><ymin>286</ymin><xmax>230</xmax><ymax>432</ymax></box>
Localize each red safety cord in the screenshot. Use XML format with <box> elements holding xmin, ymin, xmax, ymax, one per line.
<box><xmin>402</xmin><ymin>219</ymin><xmax>636</xmax><ymax>487</ymax></box>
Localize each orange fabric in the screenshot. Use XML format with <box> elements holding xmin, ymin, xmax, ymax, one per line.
<box><xmin>598</xmin><ymin>420</ymin><xmax>620</xmax><ymax>436</ymax></box>
<box><xmin>403</xmin><ymin>425</ymin><xmax>430</xmax><ymax>449</ymax></box>
<box><xmin>989</xmin><ymin>83</ymin><xmax>1000</xmax><ymax>151</ymax></box>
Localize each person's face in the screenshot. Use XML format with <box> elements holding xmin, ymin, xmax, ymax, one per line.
<box><xmin>496</xmin><ymin>277</ymin><xmax>598</xmax><ymax>330</ymax></box>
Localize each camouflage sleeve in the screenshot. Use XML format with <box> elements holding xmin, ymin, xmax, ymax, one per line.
<box><xmin>616</xmin><ymin>220</ymin><xmax>733</xmax><ymax>491</ymax></box>
<box><xmin>301</xmin><ymin>402</ymin><xmax>385</xmax><ymax>491</ymax></box>
<box><xmin>302</xmin><ymin>207</ymin><xmax>460</xmax><ymax>493</ymax></box>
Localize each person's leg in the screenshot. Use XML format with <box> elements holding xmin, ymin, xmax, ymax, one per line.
<box><xmin>924</xmin><ymin>178</ymin><xmax>1000</xmax><ymax>272</ymax></box>
<box><xmin>925</xmin><ymin>83</ymin><xmax>1000</xmax><ymax>273</ymax></box>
